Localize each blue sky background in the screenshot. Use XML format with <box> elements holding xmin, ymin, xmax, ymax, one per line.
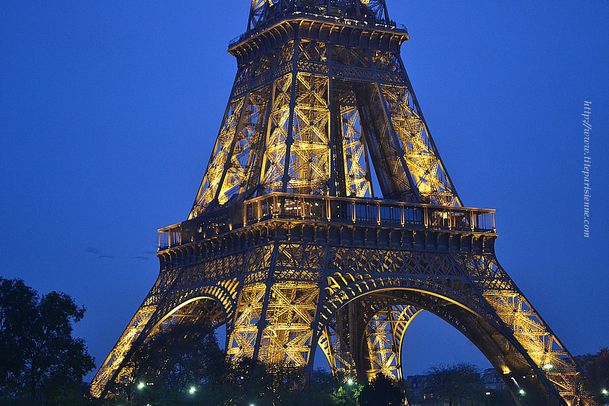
<box><xmin>1</xmin><ymin>1</ymin><xmax>608</xmax><ymax>379</ymax></box>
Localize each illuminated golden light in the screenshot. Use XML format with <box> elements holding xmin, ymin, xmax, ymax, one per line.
<box><xmin>90</xmin><ymin>2</ymin><xmax>593</xmax><ymax>405</ymax></box>
<box><xmin>365</xmin><ymin>305</ymin><xmax>420</xmax><ymax>381</ymax></box>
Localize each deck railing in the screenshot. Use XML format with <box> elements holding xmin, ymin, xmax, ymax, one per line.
<box><xmin>244</xmin><ymin>193</ymin><xmax>495</xmax><ymax>231</ymax></box>
<box><xmin>159</xmin><ymin>193</ymin><xmax>495</xmax><ymax>250</ymax></box>
<box><xmin>229</xmin><ymin>9</ymin><xmax>406</xmax><ymax>48</ymax></box>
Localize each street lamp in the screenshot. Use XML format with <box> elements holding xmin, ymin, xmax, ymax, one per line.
<box><xmin>601</xmin><ymin>388</ymin><xmax>608</xmax><ymax>396</ymax></box>
<box><xmin>188</xmin><ymin>386</ymin><xmax>197</xmax><ymax>395</ymax></box>
<box><xmin>136</xmin><ymin>382</ymin><xmax>146</xmax><ymax>391</ymax></box>
<box><xmin>346</xmin><ymin>378</ymin><xmax>354</xmax><ymax>386</ymax></box>
<box><xmin>518</xmin><ymin>388</ymin><xmax>526</xmax><ymax>396</ymax></box>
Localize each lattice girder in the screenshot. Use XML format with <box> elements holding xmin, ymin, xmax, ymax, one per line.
<box><xmin>228</xmin><ymin>283</ymin><xmax>267</xmax><ymax>360</ymax></box>
<box><xmin>190</xmin><ymin>98</ymin><xmax>245</xmax><ymax>216</ymax></box>
<box><xmin>459</xmin><ymin>254</ymin><xmax>589</xmax><ymax>405</ymax></box>
<box><xmin>286</xmin><ymin>73</ymin><xmax>331</xmax><ymax>194</ymax></box>
<box><xmin>380</xmin><ymin>84</ymin><xmax>459</xmax><ymax>206</ymax></box>
<box><xmin>364</xmin><ymin>304</ymin><xmax>420</xmax><ymax>381</ymax></box>
<box><xmin>261</xmin><ymin>73</ymin><xmax>293</xmax><ymax>193</ymax></box>
<box><xmin>190</xmin><ymin>19</ymin><xmax>463</xmax><ymax>216</ymax></box>
<box><xmin>341</xmin><ymin>105</ymin><xmax>373</xmax><ymax>197</ymax></box>
<box><xmin>218</xmin><ymin>87</ymin><xmax>272</xmax><ymax>205</ymax></box>
<box><xmin>317</xmin><ymin>324</ymin><xmax>355</xmax><ymax>375</ymax></box>
<box><xmin>258</xmin><ymin>282</ymin><xmax>320</xmax><ymax>366</ymax></box>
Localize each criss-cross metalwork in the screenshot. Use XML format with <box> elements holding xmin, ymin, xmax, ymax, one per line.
<box><xmin>91</xmin><ymin>1</ymin><xmax>594</xmax><ymax>405</ymax></box>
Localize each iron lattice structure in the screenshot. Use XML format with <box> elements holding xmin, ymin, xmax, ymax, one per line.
<box><xmin>91</xmin><ymin>1</ymin><xmax>594</xmax><ymax>404</ymax></box>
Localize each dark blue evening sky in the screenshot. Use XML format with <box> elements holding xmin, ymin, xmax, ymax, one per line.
<box><xmin>1</xmin><ymin>1</ymin><xmax>608</xmax><ymax>378</ymax></box>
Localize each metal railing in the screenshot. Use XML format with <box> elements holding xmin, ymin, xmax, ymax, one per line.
<box><xmin>243</xmin><ymin>193</ymin><xmax>495</xmax><ymax>232</ymax></box>
<box><xmin>158</xmin><ymin>224</ymin><xmax>182</xmax><ymax>251</ymax></box>
<box><xmin>229</xmin><ymin>9</ymin><xmax>406</xmax><ymax>48</ymax></box>
<box><xmin>158</xmin><ymin>193</ymin><xmax>495</xmax><ymax>251</ymax></box>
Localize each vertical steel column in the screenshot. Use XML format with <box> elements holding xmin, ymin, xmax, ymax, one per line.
<box><xmin>281</xmin><ymin>34</ymin><xmax>301</xmax><ymax>193</ymax></box>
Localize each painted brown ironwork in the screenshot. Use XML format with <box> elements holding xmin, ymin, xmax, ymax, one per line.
<box><xmin>91</xmin><ymin>1</ymin><xmax>594</xmax><ymax>405</ymax></box>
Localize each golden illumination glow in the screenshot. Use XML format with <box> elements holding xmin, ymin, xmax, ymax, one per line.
<box><xmin>91</xmin><ymin>4</ymin><xmax>592</xmax><ymax>405</ymax></box>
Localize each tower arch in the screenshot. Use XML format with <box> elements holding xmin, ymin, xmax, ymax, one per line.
<box><xmin>316</xmin><ymin>282</ymin><xmax>563</xmax><ymax>405</ymax></box>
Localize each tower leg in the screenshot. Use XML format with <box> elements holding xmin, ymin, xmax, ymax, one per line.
<box><xmin>364</xmin><ymin>305</ymin><xmax>420</xmax><ymax>381</ymax></box>
<box><xmin>228</xmin><ymin>243</ymin><xmax>325</xmax><ymax>370</ymax></box>
<box><xmin>348</xmin><ymin>301</ymin><xmax>369</xmax><ymax>382</ymax></box>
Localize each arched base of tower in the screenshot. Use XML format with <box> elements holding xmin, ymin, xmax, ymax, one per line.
<box><xmin>92</xmin><ymin>209</ymin><xmax>592</xmax><ymax>405</ymax></box>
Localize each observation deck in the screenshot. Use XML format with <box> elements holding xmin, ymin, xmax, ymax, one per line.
<box><xmin>230</xmin><ymin>7</ymin><xmax>407</xmax><ymax>50</ymax></box>
<box><xmin>158</xmin><ymin>193</ymin><xmax>496</xmax><ymax>251</ymax></box>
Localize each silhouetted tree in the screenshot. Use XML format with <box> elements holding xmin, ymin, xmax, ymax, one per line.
<box><xmin>359</xmin><ymin>374</ymin><xmax>404</xmax><ymax>406</ymax></box>
<box><xmin>0</xmin><ymin>277</ymin><xmax>95</xmax><ymax>405</ymax></box>
<box><xmin>113</xmin><ymin>322</ymin><xmax>228</xmax><ymax>404</ymax></box>
<box><xmin>425</xmin><ymin>363</ymin><xmax>484</xmax><ymax>406</ymax></box>
<box><xmin>577</xmin><ymin>348</ymin><xmax>609</xmax><ymax>404</ymax></box>
<box><xmin>111</xmin><ymin>322</ymin><xmax>351</xmax><ymax>406</ymax></box>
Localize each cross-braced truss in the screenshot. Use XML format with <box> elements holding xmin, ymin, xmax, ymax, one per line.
<box><xmin>364</xmin><ymin>305</ymin><xmax>420</xmax><ymax>381</ymax></box>
<box><xmin>218</xmin><ymin>87</ymin><xmax>271</xmax><ymax>205</ymax></box>
<box><xmin>258</xmin><ymin>282</ymin><xmax>319</xmax><ymax>366</ymax></box>
<box><xmin>286</xmin><ymin>73</ymin><xmax>331</xmax><ymax>194</ymax></box>
<box><xmin>261</xmin><ymin>74</ymin><xmax>292</xmax><ymax>193</ymax></box>
<box><xmin>228</xmin><ymin>283</ymin><xmax>266</xmax><ymax>360</ymax></box>
<box><xmin>318</xmin><ymin>323</ymin><xmax>355</xmax><ymax>375</ymax></box>
<box><xmin>461</xmin><ymin>254</ymin><xmax>588</xmax><ymax>405</ymax></box>
<box><xmin>341</xmin><ymin>106</ymin><xmax>372</xmax><ymax>197</ymax></box>
<box><xmin>191</xmin><ymin>98</ymin><xmax>245</xmax><ymax>215</ymax></box>
<box><xmin>381</xmin><ymin>84</ymin><xmax>459</xmax><ymax>206</ymax></box>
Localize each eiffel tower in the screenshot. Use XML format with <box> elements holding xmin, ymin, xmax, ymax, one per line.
<box><xmin>90</xmin><ymin>1</ymin><xmax>594</xmax><ymax>404</ymax></box>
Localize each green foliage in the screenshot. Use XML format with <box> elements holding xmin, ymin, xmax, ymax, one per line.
<box><xmin>329</xmin><ymin>375</ymin><xmax>362</xmax><ymax>406</ymax></box>
<box><xmin>0</xmin><ymin>277</ymin><xmax>95</xmax><ymax>405</ymax></box>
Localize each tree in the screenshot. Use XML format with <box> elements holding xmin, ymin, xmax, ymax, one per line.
<box><xmin>424</xmin><ymin>363</ymin><xmax>484</xmax><ymax>406</ymax></box>
<box><xmin>112</xmin><ymin>320</ymin><xmax>352</xmax><ymax>406</ymax></box>
<box><xmin>114</xmin><ymin>322</ymin><xmax>229</xmax><ymax>405</ymax></box>
<box><xmin>330</xmin><ymin>385</ymin><xmax>361</xmax><ymax>406</ymax></box>
<box><xmin>359</xmin><ymin>374</ymin><xmax>404</xmax><ymax>406</ymax></box>
<box><xmin>577</xmin><ymin>348</ymin><xmax>609</xmax><ymax>404</ymax></box>
<box><xmin>0</xmin><ymin>277</ymin><xmax>95</xmax><ymax>405</ymax></box>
